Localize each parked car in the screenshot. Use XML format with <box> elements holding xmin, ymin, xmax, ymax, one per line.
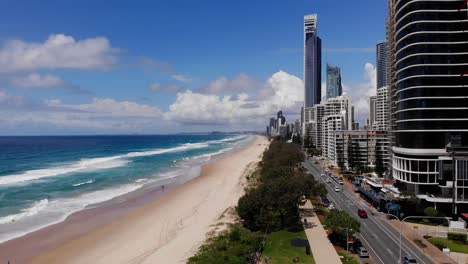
<box><xmin>328</xmin><ymin>203</ymin><xmax>336</xmax><ymax>210</ymax></box>
<box><xmin>358</xmin><ymin>209</ymin><xmax>368</xmax><ymax>218</ymax></box>
<box><xmin>403</xmin><ymin>256</ymin><xmax>417</xmax><ymax>264</ymax></box>
<box><xmin>321</xmin><ymin>197</ymin><xmax>330</xmax><ymax>207</ymax></box>
<box><xmin>334</xmin><ymin>186</ymin><xmax>340</xmax><ymax>192</ymax></box>
<box><xmin>357</xmin><ymin>247</ymin><xmax>369</xmax><ymax>258</ymax></box>
<box><xmin>350</xmin><ymin>238</ymin><xmax>363</xmax><ymax>254</ymax></box>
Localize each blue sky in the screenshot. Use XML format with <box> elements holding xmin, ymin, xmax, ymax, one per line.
<box><xmin>0</xmin><ymin>0</ymin><xmax>387</xmax><ymax>135</ymax></box>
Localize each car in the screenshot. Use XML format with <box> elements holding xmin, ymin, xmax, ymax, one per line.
<box><xmin>314</xmin><ymin>161</ymin><xmax>319</xmax><ymax>164</ymax></box>
<box><xmin>338</xmin><ymin>180</ymin><xmax>344</xmax><ymax>185</ymax></box>
<box><xmin>320</xmin><ymin>173</ymin><xmax>324</xmax><ymax>177</ymax></box>
<box><xmin>326</xmin><ymin>178</ymin><xmax>331</xmax><ymax>183</ymax></box>
<box><xmin>334</xmin><ymin>186</ymin><xmax>340</xmax><ymax>192</ymax></box>
<box><xmin>358</xmin><ymin>209</ymin><xmax>368</xmax><ymax>218</ymax></box>
<box><xmin>328</xmin><ymin>203</ymin><xmax>336</xmax><ymax>210</ymax></box>
<box><xmin>321</xmin><ymin>197</ymin><xmax>330</xmax><ymax>207</ymax></box>
<box><xmin>350</xmin><ymin>238</ymin><xmax>363</xmax><ymax>254</ymax></box>
<box><xmin>357</xmin><ymin>247</ymin><xmax>369</xmax><ymax>258</ymax></box>
<box><xmin>403</xmin><ymin>256</ymin><xmax>417</xmax><ymax>264</ymax></box>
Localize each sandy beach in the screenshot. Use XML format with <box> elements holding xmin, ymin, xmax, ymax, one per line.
<box><xmin>1</xmin><ymin>135</ymin><xmax>268</xmax><ymax>264</ymax></box>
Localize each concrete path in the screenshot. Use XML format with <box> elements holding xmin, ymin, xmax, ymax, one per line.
<box><xmin>300</xmin><ymin>200</ymin><xmax>342</xmax><ymax>264</ymax></box>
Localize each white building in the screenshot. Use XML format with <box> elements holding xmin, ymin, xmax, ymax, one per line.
<box><xmin>372</xmin><ymin>86</ymin><xmax>389</xmax><ymax>131</ymax></box>
<box><xmin>334</xmin><ymin>130</ymin><xmax>391</xmax><ymax>171</ymax></box>
<box><xmin>321</xmin><ymin>94</ymin><xmax>353</xmax><ymax>161</ymax></box>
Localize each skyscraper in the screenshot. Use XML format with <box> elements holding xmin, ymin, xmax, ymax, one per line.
<box><xmin>376</xmin><ymin>42</ymin><xmax>388</xmax><ymax>89</ymax></box>
<box><xmin>369</xmin><ymin>96</ymin><xmax>376</xmax><ymax>128</ymax></box>
<box><xmin>304</xmin><ymin>14</ymin><xmax>322</xmax><ymax>107</ymax></box>
<box><xmin>388</xmin><ymin>0</ymin><xmax>468</xmax><ymax>213</ymax></box>
<box><xmin>326</xmin><ymin>64</ymin><xmax>342</xmax><ymax>99</ymax></box>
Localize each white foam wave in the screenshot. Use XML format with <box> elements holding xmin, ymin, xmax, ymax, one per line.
<box><xmin>0</xmin><ymin>183</ymin><xmax>143</xmax><ymax>243</ymax></box>
<box><xmin>135</xmin><ymin>178</ymin><xmax>148</xmax><ymax>183</ymax></box>
<box><xmin>206</xmin><ymin>135</ymin><xmax>246</xmax><ymax>144</ymax></box>
<box><xmin>191</xmin><ymin>148</ymin><xmax>233</xmax><ymax>160</ymax></box>
<box><xmin>73</xmin><ymin>179</ymin><xmax>95</xmax><ymax>187</ymax></box>
<box><xmin>0</xmin><ymin>142</ymin><xmax>209</xmax><ymax>186</ymax></box>
<box><xmin>0</xmin><ymin>199</ymin><xmax>49</xmax><ymax>224</ymax></box>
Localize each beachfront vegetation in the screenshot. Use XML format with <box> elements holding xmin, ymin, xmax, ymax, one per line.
<box><xmin>238</xmin><ymin>140</ymin><xmax>326</xmax><ymax>231</ymax></box>
<box><xmin>337</xmin><ymin>250</ymin><xmax>360</xmax><ymax>264</ymax></box>
<box><xmin>325</xmin><ymin>210</ymin><xmax>360</xmax><ymax>237</ymax></box>
<box><xmin>190</xmin><ymin>140</ymin><xmax>325</xmax><ymax>263</ymax></box>
<box><xmin>263</xmin><ymin>230</ymin><xmax>315</xmax><ymax>264</ymax></box>
<box><xmin>187</xmin><ymin>225</ymin><xmax>263</xmax><ymax>264</ymax></box>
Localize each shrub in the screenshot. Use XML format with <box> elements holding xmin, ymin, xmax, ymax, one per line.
<box><xmin>424</xmin><ymin>207</ymin><xmax>438</xmax><ymax>217</ymax></box>
<box><xmin>414</xmin><ymin>239</ymin><xmax>427</xmax><ymax>248</ymax></box>
<box><xmin>188</xmin><ymin>225</ymin><xmax>263</xmax><ymax>264</ymax></box>
<box><xmin>448</xmin><ymin>232</ymin><xmax>467</xmax><ymax>243</ymax></box>
<box><xmin>316</xmin><ymin>207</ymin><xmax>329</xmax><ymax>216</ymax></box>
<box><xmin>429</xmin><ymin>238</ymin><xmax>446</xmax><ymax>250</ymax></box>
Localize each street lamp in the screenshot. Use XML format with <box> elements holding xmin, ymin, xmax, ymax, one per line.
<box><xmin>383</xmin><ymin>214</ymin><xmax>450</xmax><ymax>263</ymax></box>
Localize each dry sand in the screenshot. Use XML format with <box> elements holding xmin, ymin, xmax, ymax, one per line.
<box><xmin>28</xmin><ymin>135</ymin><xmax>268</xmax><ymax>264</ymax></box>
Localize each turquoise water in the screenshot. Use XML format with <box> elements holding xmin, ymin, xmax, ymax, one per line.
<box><xmin>0</xmin><ymin>134</ymin><xmax>250</xmax><ymax>242</ymax></box>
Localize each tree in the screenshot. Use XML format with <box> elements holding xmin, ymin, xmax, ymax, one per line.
<box><xmin>325</xmin><ymin>210</ymin><xmax>360</xmax><ymax>237</ymax></box>
<box><xmin>424</xmin><ymin>207</ymin><xmax>438</xmax><ymax>217</ymax></box>
<box><xmin>375</xmin><ymin>141</ymin><xmax>385</xmax><ymax>177</ymax></box>
<box><xmin>303</xmin><ymin>127</ymin><xmax>310</xmax><ymax>148</ymax></box>
<box><xmin>336</xmin><ymin>137</ymin><xmax>346</xmax><ymax>170</ymax></box>
<box><xmin>347</xmin><ymin>135</ymin><xmax>357</xmax><ymax>171</ymax></box>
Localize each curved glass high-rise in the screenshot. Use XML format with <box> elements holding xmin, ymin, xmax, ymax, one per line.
<box><xmin>389</xmin><ymin>0</ymin><xmax>468</xmax><ymax>211</ymax></box>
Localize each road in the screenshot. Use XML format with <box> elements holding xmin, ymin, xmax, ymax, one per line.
<box><xmin>303</xmin><ymin>158</ymin><xmax>434</xmax><ymax>264</ymax></box>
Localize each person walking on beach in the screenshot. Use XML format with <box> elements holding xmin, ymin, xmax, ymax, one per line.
<box><xmin>161</xmin><ymin>185</ymin><xmax>165</xmax><ymax>192</ymax></box>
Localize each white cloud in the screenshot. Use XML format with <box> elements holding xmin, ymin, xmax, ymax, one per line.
<box><xmin>46</xmin><ymin>98</ymin><xmax>162</xmax><ymax>118</ymax></box>
<box><xmin>171</xmin><ymin>74</ymin><xmax>191</xmax><ymax>82</ymax></box>
<box><xmin>149</xmin><ymin>83</ymin><xmax>185</xmax><ymax>93</ymax></box>
<box><xmin>199</xmin><ymin>73</ymin><xmax>259</xmax><ymax>95</ymax></box>
<box><xmin>11</xmin><ymin>73</ymin><xmax>66</xmax><ymax>88</ymax></box>
<box><xmin>165</xmin><ymin>71</ymin><xmax>304</xmax><ymax>125</ymax></box>
<box><xmin>342</xmin><ymin>62</ymin><xmax>377</xmax><ymax>125</ymax></box>
<box><xmin>0</xmin><ymin>34</ymin><xmax>117</xmax><ymax>72</ymax></box>
<box><xmin>0</xmin><ymin>89</ymin><xmax>28</xmax><ymax>108</ymax></box>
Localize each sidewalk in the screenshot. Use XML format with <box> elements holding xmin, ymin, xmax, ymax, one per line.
<box><xmin>299</xmin><ymin>200</ymin><xmax>342</xmax><ymax>264</ymax></box>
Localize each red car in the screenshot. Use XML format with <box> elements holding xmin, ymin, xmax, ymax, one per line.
<box><xmin>358</xmin><ymin>209</ymin><xmax>368</xmax><ymax>218</ymax></box>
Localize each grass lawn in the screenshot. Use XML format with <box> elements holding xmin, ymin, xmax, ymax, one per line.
<box><xmin>337</xmin><ymin>250</ymin><xmax>360</xmax><ymax>264</ymax></box>
<box><xmin>263</xmin><ymin>230</ymin><xmax>315</xmax><ymax>264</ymax></box>
<box><xmin>428</xmin><ymin>237</ymin><xmax>468</xmax><ymax>254</ymax></box>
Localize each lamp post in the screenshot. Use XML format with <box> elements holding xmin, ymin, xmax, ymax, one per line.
<box><xmin>383</xmin><ymin>214</ymin><xmax>450</xmax><ymax>263</ymax></box>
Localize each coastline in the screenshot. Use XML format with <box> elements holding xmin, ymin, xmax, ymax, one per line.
<box><xmin>0</xmin><ymin>135</ymin><xmax>268</xmax><ymax>264</ymax></box>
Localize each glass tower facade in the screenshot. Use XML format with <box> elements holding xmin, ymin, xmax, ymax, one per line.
<box><xmin>376</xmin><ymin>42</ymin><xmax>388</xmax><ymax>89</ymax></box>
<box><xmin>389</xmin><ymin>0</ymin><xmax>468</xmax><ymax>211</ymax></box>
<box><xmin>304</xmin><ymin>14</ymin><xmax>322</xmax><ymax>107</ymax></box>
<box><xmin>326</xmin><ymin>64</ymin><xmax>342</xmax><ymax>99</ymax></box>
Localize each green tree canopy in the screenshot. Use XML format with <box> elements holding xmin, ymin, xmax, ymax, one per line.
<box><xmin>325</xmin><ymin>210</ymin><xmax>360</xmax><ymax>237</ymax></box>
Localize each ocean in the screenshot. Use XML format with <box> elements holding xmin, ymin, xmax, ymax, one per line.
<box><xmin>0</xmin><ymin>134</ymin><xmax>250</xmax><ymax>243</ymax></box>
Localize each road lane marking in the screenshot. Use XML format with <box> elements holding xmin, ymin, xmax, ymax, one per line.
<box><xmin>305</xmin><ymin>161</ymin><xmax>429</xmax><ymax>264</ymax></box>
<box><xmin>360</xmin><ymin>233</ymin><xmax>386</xmax><ymax>264</ymax></box>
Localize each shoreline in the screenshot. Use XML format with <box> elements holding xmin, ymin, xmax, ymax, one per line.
<box><xmin>0</xmin><ymin>135</ymin><xmax>267</xmax><ymax>264</ymax></box>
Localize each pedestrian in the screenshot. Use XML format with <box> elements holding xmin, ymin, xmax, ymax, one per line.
<box><xmin>161</xmin><ymin>185</ymin><xmax>165</xmax><ymax>192</ymax></box>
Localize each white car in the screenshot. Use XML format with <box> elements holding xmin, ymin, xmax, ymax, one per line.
<box><xmin>338</xmin><ymin>180</ymin><xmax>344</xmax><ymax>185</ymax></box>
<box><xmin>320</xmin><ymin>173</ymin><xmax>324</xmax><ymax>177</ymax></box>
<box><xmin>334</xmin><ymin>186</ymin><xmax>340</xmax><ymax>192</ymax></box>
<box><xmin>326</xmin><ymin>178</ymin><xmax>331</xmax><ymax>183</ymax></box>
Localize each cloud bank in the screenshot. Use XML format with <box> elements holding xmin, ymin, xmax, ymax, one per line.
<box><xmin>0</xmin><ymin>34</ymin><xmax>117</xmax><ymax>72</ymax></box>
